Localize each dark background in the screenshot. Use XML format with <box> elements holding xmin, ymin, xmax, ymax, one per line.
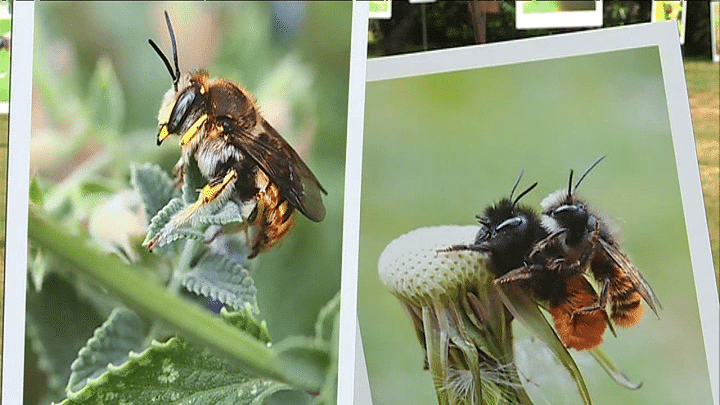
<box><xmin>369</xmin><ymin>0</ymin><xmax>715</xmax><ymax>58</ymax></box>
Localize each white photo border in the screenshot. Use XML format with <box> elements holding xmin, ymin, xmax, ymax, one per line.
<box><xmin>516</xmin><ymin>0</ymin><xmax>603</xmax><ymax>29</ymax></box>
<box><xmin>3</xmin><ymin>2</ymin><xmax>34</xmax><ymax>404</ymax></box>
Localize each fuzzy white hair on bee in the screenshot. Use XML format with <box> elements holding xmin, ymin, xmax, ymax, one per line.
<box><xmin>540</xmin><ymin>156</ymin><xmax>607</xmax><ymax>234</ymax></box>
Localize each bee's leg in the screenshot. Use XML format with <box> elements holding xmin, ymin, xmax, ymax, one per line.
<box><xmin>493</xmin><ymin>264</ymin><xmax>542</xmax><ymax>285</ymax></box>
<box><xmin>570</xmin><ymin>279</ymin><xmax>616</xmax><ymax>336</ymax></box>
<box><xmin>172</xmin><ymin>156</ymin><xmax>186</xmax><ymax>188</ymax></box>
<box><xmin>180</xmin><ymin>168</ymin><xmax>239</xmax><ymax>219</ymax></box>
<box><xmin>527</xmin><ymin>229</ymin><xmax>565</xmax><ymax>259</ymax></box>
<box><xmin>147</xmin><ymin>168</ymin><xmax>238</xmax><ymax>251</ymax></box>
<box><xmin>436</xmin><ymin>243</ymin><xmax>487</xmax><ymax>255</ymax></box>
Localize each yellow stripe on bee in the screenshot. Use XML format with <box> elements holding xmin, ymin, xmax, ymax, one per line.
<box><xmin>157</xmin><ymin>125</ymin><xmax>170</xmax><ymax>144</ymax></box>
<box><xmin>200</xmin><ymin>169</ymin><xmax>238</xmax><ymax>204</ymax></box>
<box><xmin>179</xmin><ymin>114</ymin><xmax>208</xmax><ymax>148</ymax></box>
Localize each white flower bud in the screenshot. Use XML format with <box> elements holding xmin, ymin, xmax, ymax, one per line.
<box><xmin>378</xmin><ymin>225</ymin><xmax>489</xmax><ymax>307</ymax></box>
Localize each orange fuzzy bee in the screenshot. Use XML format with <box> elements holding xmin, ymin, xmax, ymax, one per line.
<box><xmin>146</xmin><ymin>12</ymin><xmax>326</xmax><ymax>257</ymax></box>
<box><xmin>538</xmin><ymin>156</ymin><xmax>661</xmax><ymax>328</ymax></box>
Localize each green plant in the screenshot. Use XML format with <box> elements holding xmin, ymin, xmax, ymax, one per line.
<box><xmin>28</xmin><ymin>162</ymin><xmax>339</xmax><ymax>404</ymax></box>
<box><xmin>26</xmin><ymin>3</ymin><xmax>348</xmax><ymax>404</ymax></box>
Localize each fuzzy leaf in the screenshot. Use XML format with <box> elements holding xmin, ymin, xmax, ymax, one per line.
<box><xmin>157</xmin><ymin>227</ymin><xmax>207</xmax><ymax>250</ymax></box>
<box><xmin>497</xmin><ymin>284</ymin><xmax>592</xmax><ymax>405</ymax></box>
<box><xmin>25</xmin><ymin>274</ymin><xmax>105</xmax><ymax>398</ymax></box>
<box><xmin>58</xmin><ymin>338</ymin><xmax>291</xmax><ymax>405</ymax></box>
<box><xmin>221</xmin><ymin>304</ymin><xmax>272</xmax><ymax>344</ymax></box>
<box><xmin>145</xmin><ymin>197</ymin><xmax>185</xmax><ymax>242</ymax></box>
<box><xmin>66</xmin><ymin>307</ymin><xmax>147</xmax><ymax>395</ymax></box>
<box><xmin>588</xmin><ymin>348</ymin><xmax>642</xmax><ymax>390</ymax></box>
<box><xmin>143</xmin><ymin>197</ymin><xmax>207</xmax><ymax>250</ymax></box>
<box><xmin>130</xmin><ymin>162</ymin><xmax>176</xmax><ymax>222</ymax></box>
<box><xmin>194</xmin><ymin>201</ymin><xmax>246</xmax><ymax>226</ymax></box>
<box><xmin>183</xmin><ymin>254</ymin><xmax>258</xmax><ymax>312</ymax></box>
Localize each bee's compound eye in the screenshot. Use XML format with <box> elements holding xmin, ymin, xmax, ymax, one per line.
<box><xmin>496</xmin><ymin>216</ymin><xmax>523</xmax><ymax>232</ymax></box>
<box><xmin>553</xmin><ymin>204</ymin><xmax>582</xmax><ymax>217</ymax></box>
<box><xmin>168</xmin><ymin>87</ymin><xmax>198</xmax><ymax>133</ymax></box>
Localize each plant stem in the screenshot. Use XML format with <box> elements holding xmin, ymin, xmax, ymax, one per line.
<box><xmin>27</xmin><ymin>209</ymin><xmax>320</xmax><ymax>389</ymax></box>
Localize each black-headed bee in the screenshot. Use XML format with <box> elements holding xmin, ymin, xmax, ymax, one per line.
<box><xmin>439</xmin><ymin>172</ymin><xmax>545</xmax><ymax>277</ymax></box>
<box><xmin>495</xmin><ymin>225</ymin><xmax>612</xmax><ymax>351</ymax></box>
<box><xmin>537</xmin><ymin>156</ymin><xmax>661</xmax><ymax>328</ymax></box>
<box><xmin>441</xmin><ymin>172</ymin><xmax>611</xmax><ymax>350</ymax></box>
<box><xmin>146</xmin><ymin>11</ymin><xmax>326</xmax><ymax>258</ymax></box>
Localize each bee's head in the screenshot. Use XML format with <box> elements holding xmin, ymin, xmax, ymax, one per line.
<box><xmin>475</xmin><ymin>172</ymin><xmax>545</xmax><ymax>272</ymax></box>
<box><xmin>149</xmin><ymin>11</ymin><xmax>208</xmax><ymax>147</ymax></box>
<box><xmin>541</xmin><ymin>156</ymin><xmax>606</xmax><ymax>244</ymax></box>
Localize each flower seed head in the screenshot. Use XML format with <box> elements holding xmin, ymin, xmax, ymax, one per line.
<box><xmin>378</xmin><ymin>225</ymin><xmax>489</xmax><ymax>307</ymax></box>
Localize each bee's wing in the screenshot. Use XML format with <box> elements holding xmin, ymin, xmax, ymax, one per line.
<box><xmin>229</xmin><ymin>118</ymin><xmax>327</xmax><ymax>222</ymax></box>
<box><xmin>599</xmin><ymin>238</ymin><xmax>662</xmax><ymax>316</ymax></box>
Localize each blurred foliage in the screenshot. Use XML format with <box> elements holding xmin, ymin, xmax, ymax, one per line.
<box><xmin>368</xmin><ymin>1</ymin><xmax>714</xmax><ymax>58</ymax></box>
<box><xmin>27</xmin><ymin>2</ymin><xmax>351</xmax><ymax>404</ymax></box>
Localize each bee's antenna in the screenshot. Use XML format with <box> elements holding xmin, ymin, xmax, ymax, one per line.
<box><xmin>148</xmin><ymin>11</ymin><xmax>180</xmax><ymax>92</ymax></box>
<box><xmin>164</xmin><ymin>10</ymin><xmax>180</xmax><ymax>90</ymax></box>
<box><xmin>567</xmin><ymin>169</ymin><xmax>574</xmax><ymax>197</ymax></box>
<box><xmin>513</xmin><ymin>182</ymin><xmax>538</xmax><ymax>207</ymax></box>
<box><xmin>148</xmin><ymin>39</ymin><xmax>175</xmax><ymax>84</ymax></box>
<box><xmin>509</xmin><ymin>170</ymin><xmax>524</xmax><ymax>201</ymax></box>
<box><xmin>574</xmin><ymin>155</ymin><xmax>606</xmax><ymax>191</ymax></box>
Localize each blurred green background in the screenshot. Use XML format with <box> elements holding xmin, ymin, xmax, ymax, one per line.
<box><xmin>27</xmin><ymin>3</ymin><xmax>351</xmax><ymax>401</ymax></box>
<box><xmin>358</xmin><ymin>46</ymin><xmax>714</xmax><ymax>404</ymax></box>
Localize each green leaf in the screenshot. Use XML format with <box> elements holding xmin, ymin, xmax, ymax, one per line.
<box><xmin>497</xmin><ymin>284</ymin><xmax>592</xmax><ymax>405</ymax></box>
<box><xmin>59</xmin><ymin>338</ymin><xmax>291</xmax><ymax>405</ymax></box>
<box><xmin>194</xmin><ymin>201</ymin><xmax>246</xmax><ymax>227</ymax></box>
<box><xmin>221</xmin><ymin>304</ymin><xmax>272</xmax><ymax>344</ymax></box>
<box><xmin>130</xmin><ymin>162</ymin><xmax>176</xmax><ymax>223</ymax></box>
<box><xmin>314</xmin><ymin>291</ymin><xmax>340</xmax><ymax>346</ymax></box>
<box><xmin>274</xmin><ymin>337</ymin><xmax>331</xmax><ymax>392</ymax></box>
<box><xmin>183</xmin><ymin>253</ymin><xmax>258</xmax><ymax>312</ymax></box>
<box><xmin>29</xmin><ymin>210</ymin><xmax>291</xmax><ymax>386</ymax></box>
<box><xmin>28</xmin><ymin>245</ymin><xmax>51</xmax><ymax>292</ymax></box>
<box><xmin>30</xmin><ymin>176</ymin><xmax>44</xmax><ymax>205</ymax></box>
<box><xmin>66</xmin><ymin>307</ymin><xmax>147</xmax><ymax>395</ymax></box>
<box><xmin>145</xmin><ymin>197</ymin><xmax>185</xmax><ymax>240</ymax></box>
<box><xmin>86</xmin><ymin>56</ymin><xmax>125</xmax><ymax>136</ymax></box>
<box><xmin>26</xmin><ymin>274</ymin><xmax>105</xmax><ymax>398</ymax></box>
<box><xmin>311</xmin><ymin>292</ymin><xmax>340</xmax><ymax>405</ymax></box>
<box><xmin>142</xmin><ymin>158</ymin><xmax>247</xmax><ymax>250</ymax></box>
<box><xmin>143</xmin><ymin>198</ymin><xmax>207</xmax><ymax>249</ymax></box>
<box><xmin>588</xmin><ymin>348</ymin><xmax>642</xmax><ymax>390</ymax></box>
<box><xmin>79</xmin><ymin>181</ymin><xmax>114</xmax><ymax>197</ymax></box>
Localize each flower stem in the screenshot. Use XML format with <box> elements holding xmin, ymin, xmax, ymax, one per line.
<box><xmin>27</xmin><ymin>208</ymin><xmax>321</xmax><ymax>389</ymax></box>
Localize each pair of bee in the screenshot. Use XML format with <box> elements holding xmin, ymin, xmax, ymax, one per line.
<box><xmin>145</xmin><ymin>12</ymin><xmax>326</xmax><ymax>258</ymax></box>
<box><xmin>441</xmin><ymin>157</ymin><xmax>661</xmax><ymax>351</ymax></box>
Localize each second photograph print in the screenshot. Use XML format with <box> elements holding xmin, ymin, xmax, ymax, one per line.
<box><xmin>357</xmin><ymin>23</ymin><xmax>715</xmax><ymax>405</ymax></box>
